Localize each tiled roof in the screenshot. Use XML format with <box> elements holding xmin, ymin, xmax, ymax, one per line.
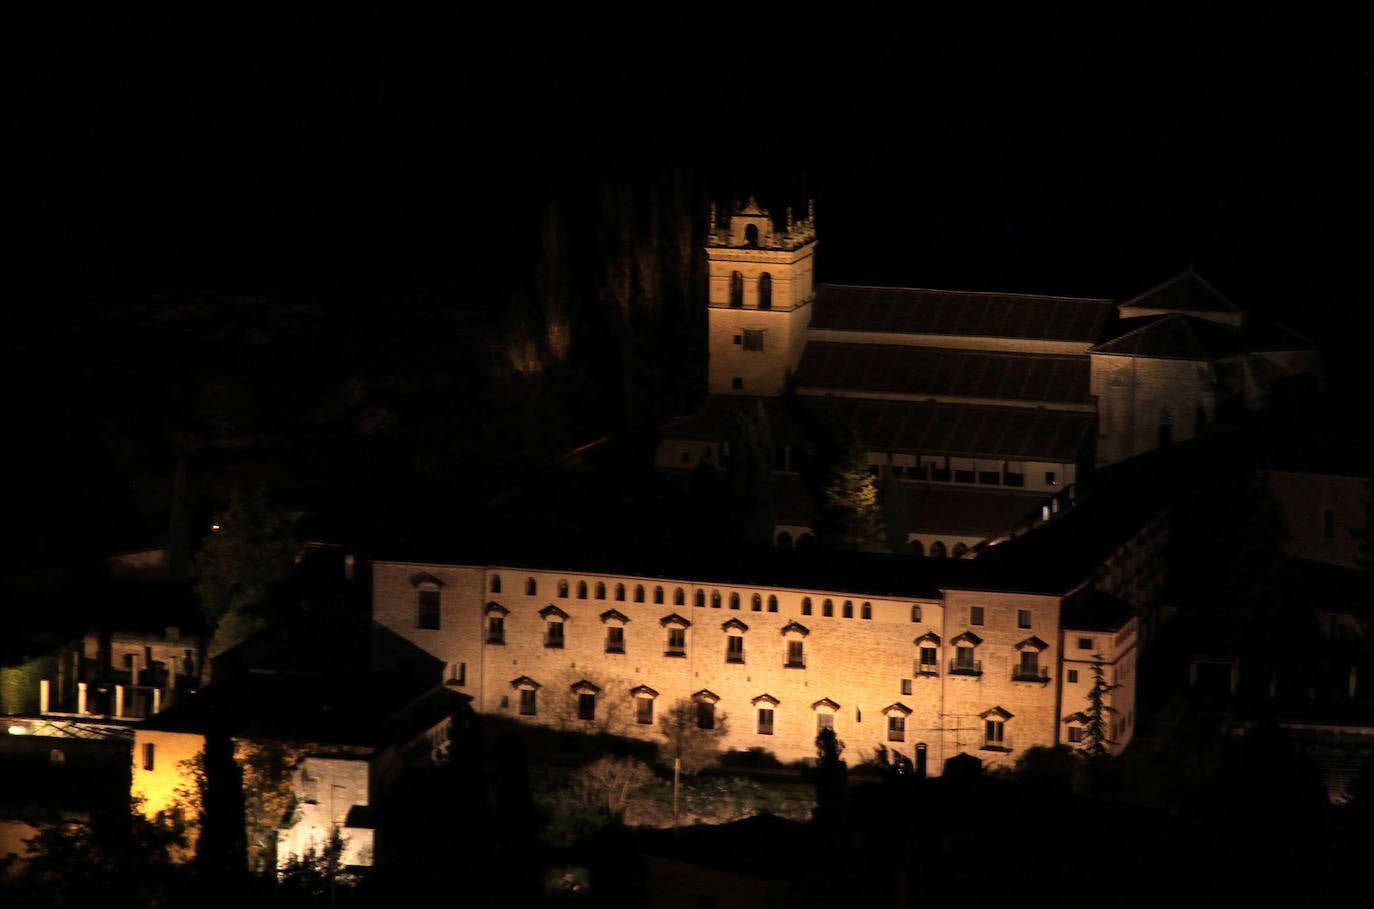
<box><xmin>665</xmin><ymin>395</ymin><xmax>1096</xmax><ymax>462</ymax></box>
<box><xmin>793</xmin><ymin>342</ymin><xmax>1092</xmax><ymax>404</ymax></box>
<box><xmin>1090</xmin><ymin>314</ymin><xmax>1247</xmax><ymax>359</ymax></box>
<box><xmin>1119</xmin><ymin>270</ymin><xmax>1240</xmax><ymax>314</ymax></box>
<box><xmin>810</xmin><ymin>285</ymin><xmax>1113</xmax><ymax>342</ymax></box>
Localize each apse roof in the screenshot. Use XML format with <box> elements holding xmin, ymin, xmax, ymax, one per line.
<box><xmin>1119</xmin><ymin>270</ymin><xmax>1240</xmax><ymax>315</ymax></box>
<box><xmin>810</xmin><ymin>285</ymin><xmax>1113</xmax><ymax>343</ymax></box>
<box><xmin>793</xmin><ymin>342</ymin><xmax>1092</xmax><ymax>405</ymax></box>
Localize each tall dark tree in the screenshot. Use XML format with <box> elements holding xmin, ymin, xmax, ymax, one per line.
<box><xmin>1081</xmin><ymin>653</ymin><xmax>1121</xmax><ymax>758</ymax></box>
<box><xmin>815</xmin><ymin>436</ymin><xmax>885</xmax><ymax>552</ymax></box>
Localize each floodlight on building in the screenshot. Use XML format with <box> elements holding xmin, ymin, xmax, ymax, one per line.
<box><xmin>7</xmin><ymin>724</ymin><xmax>30</xmax><ymax>735</ymax></box>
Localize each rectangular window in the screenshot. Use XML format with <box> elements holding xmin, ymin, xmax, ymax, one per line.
<box><xmin>1077</xmin><ymin>637</ymin><xmax>1094</xmax><ymax>650</ymax></box>
<box><xmin>1018</xmin><ymin>651</ymin><xmax>1041</xmax><ymax>679</ymax></box>
<box><xmin>696</xmin><ymin>701</ymin><xmax>715</xmax><ymax>730</ymax></box>
<box><xmin>901</xmin><ymin>679</ymin><xmax>913</xmax><ymax>696</ymax></box>
<box><xmin>985</xmin><ymin>720</ymin><xmax>1004</xmax><ymax>745</ymax></box>
<box><xmin>636</xmin><ymin>698</ymin><xmax>654</xmax><ymax>725</ymax></box>
<box><xmin>919</xmin><ymin>646</ymin><xmax>938</xmax><ymax>670</ymax></box>
<box><xmin>757</xmin><ymin>708</ymin><xmax>774</xmax><ymax>735</ymax></box>
<box><xmin>888</xmin><ymin>715</ymin><xmax>906</xmax><ymax>742</ymax></box>
<box><xmin>731</xmin><ymin>377</ymin><xmax>743</xmax><ymax>390</ymax></box>
<box><xmin>606</xmin><ymin>627</ymin><xmax>625</xmax><ymax>654</ymax></box>
<box><xmin>786</xmin><ymin>640</ymin><xmax>805</xmax><ymax>668</ymax></box>
<box><xmin>519</xmin><ymin>689</ymin><xmax>537</xmax><ymax>716</ymax></box>
<box><xmin>1017</xmin><ymin>609</ymin><xmax>1032</xmax><ymax>629</ymax></box>
<box><xmin>448</xmin><ymin>662</ymin><xmax>466</xmax><ymax>685</ymax></box>
<box><xmin>417</xmin><ymin>595</ymin><xmax>439</xmax><ymax>631</ymax></box>
<box><xmin>578</xmin><ymin>693</ymin><xmax>596</xmax><ymax>721</ymax></box>
<box><xmin>817</xmin><ymin>713</ymin><xmax>834</xmax><ymax>733</ymax></box>
<box><xmin>1046</xmin><ymin>471</ymin><xmax>1058</xmax><ymax>486</ymax></box>
<box><xmin>970</xmin><ymin>606</ymin><xmax>984</xmax><ymax>626</ymax></box>
<box><xmin>545</xmin><ymin>622</ymin><xmax>565</xmax><ymax>648</ymax></box>
<box><xmin>142</xmin><ymin>742</ymin><xmax>155</xmax><ymax>771</ymax></box>
<box><xmin>726</xmin><ymin>636</ymin><xmax>744</xmax><ymax>664</ymax></box>
<box><xmin>742</xmin><ymin>329</ymin><xmax>765</xmax><ymax>351</ymax></box>
<box><xmin>486</xmin><ymin>616</ymin><xmax>505</xmax><ymax>645</ymax></box>
<box><xmin>1067</xmin><ymin>669</ymin><xmax>1079</xmax><ymax>683</ymax></box>
<box><xmin>1068</xmin><ymin>727</ymin><xmax>1083</xmax><ymax>743</ymax></box>
<box><xmin>666</xmin><ymin>627</ymin><xmax>686</xmax><ymax>656</ymax></box>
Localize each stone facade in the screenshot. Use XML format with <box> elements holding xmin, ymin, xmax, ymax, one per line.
<box><xmin>372</xmin><ymin>561</ymin><xmax>1134</xmax><ymax>771</ymax></box>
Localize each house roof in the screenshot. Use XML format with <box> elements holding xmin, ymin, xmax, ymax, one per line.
<box><xmin>792</xmin><ymin>342</ymin><xmax>1092</xmax><ymax>405</ymax></box>
<box><xmin>1091</xmin><ymin>313</ymin><xmax>1248</xmax><ymax>359</ymax></box>
<box><xmin>810</xmin><ymin>285</ymin><xmax>1113</xmax><ymax>342</ymax></box>
<box><xmin>1119</xmin><ymin>270</ymin><xmax>1240</xmax><ymax>315</ymax></box>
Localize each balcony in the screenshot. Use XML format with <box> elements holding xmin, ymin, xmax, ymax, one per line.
<box><xmin>1012</xmin><ymin>665</ymin><xmax>1049</xmax><ymax>683</ymax></box>
<box><xmin>664</xmin><ymin>648</ymin><xmax>687</xmax><ymax>658</ymax></box>
<box><xmin>485</xmin><ymin>634</ymin><xmax>505</xmax><ymax>646</ymax></box>
<box><xmin>981</xmin><ymin>735</ymin><xmax>1013</xmax><ymax>752</ymax></box>
<box><xmin>605</xmin><ymin>643</ymin><xmax>625</xmax><ymax>654</ymax></box>
<box><xmin>949</xmin><ymin>658</ymin><xmax>983</xmax><ymax>676</ymax></box>
<box><xmin>726</xmin><ymin>654</ymin><xmax>745</xmax><ymax>664</ymax></box>
<box><xmin>915</xmin><ymin>661</ymin><xmax>940</xmax><ymax>676</ymax></box>
<box><xmin>784</xmin><ymin>658</ymin><xmax>806</xmax><ymax>669</ymax></box>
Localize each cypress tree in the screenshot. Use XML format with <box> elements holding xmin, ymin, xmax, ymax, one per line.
<box><xmin>815</xmin><ymin>437</ymin><xmax>886</xmax><ymax>552</ymax></box>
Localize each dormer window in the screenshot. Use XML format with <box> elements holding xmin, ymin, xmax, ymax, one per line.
<box><xmin>601</xmin><ymin>609</ymin><xmax>629</xmax><ymax>654</ymax></box>
<box><xmin>661</xmin><ymin>614</ymin><xmax>691</xmax><ymax>657</ymax></box>
<box><xmin>883</xmin><ymin>703</ymin><xmax>912</xmax><ymax>743</ymax></box>
<box><xmin>541</xmin><ymin>605</ymin><xmax>569</xmax><ymax>649</ymax></box>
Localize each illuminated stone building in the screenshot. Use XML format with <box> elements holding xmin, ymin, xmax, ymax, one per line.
<box><xmin>657</xmin><ymin>200</ymin><xmax>1320</xmax><ymax>554</ymax></box>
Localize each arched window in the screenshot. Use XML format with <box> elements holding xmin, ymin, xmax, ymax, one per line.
<box><xmin>729</xmin><ymin>593</ymin><xmax>740</xmax><ymax>610</ymax></box>
<box><xmin>930</xmin><ymin>541</ymin><xmax>947</xmax><ymax>558</ymax></box>
<box><xmin>842</xmin><ymin>600</ymin><xmax>853</xmax><ymax>619</ymax></box>
<box><xmin>694</xmin><ymin>590</ymin><xmax>705</xmax><ymax>608</ymax></box>
<box><xmin>525</xmin><ymin>577</ymin><xmax>537</xmax><ymax>596</ymax></box>
<box><xmin>490</xmin><ymin>575</ymin><xmax>502</xmax><ymax>594</ymax></box>
<box><xmin>558</xmin><ymin>579</ymin><xmax>569</xmax><ymax>598</ymax></box>
<box><xmin>861</xmin><ymin>602</ymin><xmax>872</xmax><ymax>620</ymax></box>
<box><xmin>802</xmin><ymin>597</ymin><xmax>813</xmax><ymax>616</ymax></box>
<box><xmin>595</xmin><ymin>582</ymin><xmax>606</xmax><ymax>599</ymax></box>
<box><xmin>676</xmin><ymin>588</ymin><xmax>687</xmax><ymax>606</ymax></box>
<box><xmin>730</xmin><ymin>271</ymin><xmax>744</xmax><ymax>308</ymax></box>
<box><xmin>823</xmin><ymin>599</ymin><xmax>834</xmax><ymax>617</ymax></box>
<box><xmin>758</xmin><ymin>272</ymin><xmax>773</xmax><ymax>310</ymax></box>
<box><xmin>952</xmin><ymin>542</ymin><xmax>968</xmax><ymax>558</ymax></box>
<box><xmin>911</xmin><ymin>540</ymin><xmax>925</xmax><ymax>557</ymax></box>
<box><xmin>654</xmin><ymin>586</ymin><xmax>665</xmax><ymax>605</ymax></box>
<box><xmin>615</xmin><ymin>583</ymin><xmax>626</xmax><ymax>601</ymax></box>
<box><xmin>577</xmin><ymin>581</ymin><xmax>588</xmax><ymax>599</ymax></box>
<box><xmin>777</xmin><ymin>530</ymin><xmax>793</xmax><ymax>549</ymax></box>
<box><xmin>711</xmin><ymin>591</ymin><xmax>722</xmax><ymax>609</ymax></box>
<box><xmin>911</xmin><ymin>605</ymin><xmax>923</xmax><ymax>623</ymax></box>
<box><xmin>767</xmin><ymin>595</ymin><xmax>778</xmax><ymax>613</ymax></box>
<box><xmin>634</xmin><ymin>585</ymin><xmax>645</xmax><ymax>603</ymax></box>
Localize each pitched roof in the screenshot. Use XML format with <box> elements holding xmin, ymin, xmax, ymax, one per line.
<box><xmin>793</xmin><ymin>342</ymin><xmax>1092</xmax><ymax>405</ymax></box>
<box><xmin>1119</xmin><ymin>270</ymin><xmax>1240</xmax><ymax>315</ymax></box>
<box><xmin>1090</xmin><ymin>313</ymin><xmax>1248</xmax><ymax>359</ymax></box>
<box><xmin>810</xmin><ymin>285</ymin><xmax>1113</xmax><ymax>342</ymax></box>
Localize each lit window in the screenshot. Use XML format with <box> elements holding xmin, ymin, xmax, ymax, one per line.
<box><xmin>417</xmin><ymin>589</ymin><xmax>441</xmax><ymax>630</ymax></box>
<box><xmin>1017</xmin><ymin>609</ymin><xmax>1031</xmax><ymax>629</ymax></box>
<box><xmin>486</xmin><ymin>616</ymin><xmax>505</xmax><ymax>645</ymax></box>
<box><xmin>757</xmin><ymin>708</ymin><xmax>774</xmax><ymax>735</ymax></box>
<box><xmin>970</xmin><ymin>606</ymin><xmax>984</xmax><ymax>626</ymax></box>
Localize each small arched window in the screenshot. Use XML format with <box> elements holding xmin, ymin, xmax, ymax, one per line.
<box><xmin>952</xmin><ymin>542</ymin><xmax>968</xmax><ymax>558</ymax></box>
<box><xmin>526</xmin><ymin>578</ymin><xmax>537</xmax><ymax>596</ymax></box>
<box><xmin>842</xmin><ymin>600</ymin><xmax>854</xmax><ymax>619</ymax></box>
<box><xmin>615</xmin><ymin>584</ymin><xmax>626</xmax><ymax>601</ymax></box>
<box><xmin>729</xmin><ymin>593</ymin><xmax>740</xmax><ymax>610</ymax></box>
<box><xmin>558</xmin><ymin>580</ymin><xmax>569</xmax><ymax>598</ymax></box>
<box><xmin>802</xmin><ymin>597</ymin><xmax>813</xmax><ymax>616</ymax></box>
<box><xmin>730</xmin><ymin>271</ymin><xmax>744</xmax><ymax>308</ymax></box>
<box><xmin>823</xmin><ymin>599</ymin><xmax>834</xmax><ymax>617</ymax></box>
<box><xmin>677</xmin><ymin>588</ymin><xmax>687</xmax><ymax>606</ymax></box>
<box><xmin>577</xmin><ymin>581</ymin><xmax>588</xmax><ymax>599</ymax></box>
<box><xmin>777</xmin><ymin>531</ymin><xmax>793</xmax><ymax>549</ymax></box>
<box><xmin>490</xmin><ymin>575</ymin><xmax>502</xmax><ymax>594</ymax></box>
<box><xmin>655</xmin><ymin>586</ymin><xmax>665</xmax><ymax>604</ymax></box>
<box><xmin>694</xmin><ymin>590</ymin><xmax>706</xmax><ymax>608</ymax></box>
<box><xmin>711</xmin><ymin>591</ymin><xmax>722</xmax><ymax>608</ymax></box>
<box><xmin>752</xmin><ymin>594</ymin><xmax>762</xmax><ymax>612</ymax></box>
<box><xmin>911</xmin><ymin>605</ymin><xmax>922</xmax><ymax>622</ymax></box>
<box><xmin>911</xmin><ymin>540</ymin><xmax>925</xmax><ymax>557</ymax></box>
<box><xmin>634</xmin><ymin>585</ymin><xmax>645</xmax><ymax>603</ymax></box>
<box><xmin>595</xmin><ymin>582</ymin><xmax>606</xmax><ymax>599</ymax></box>
<box><xmin>758</xmin><ymin>272</ymin><xmax>773</xmax><ymax>310</ymax></box>
<box><xmin>861</xmin><ymin>602</ymin><xmax>872</xmax><ymax>620</ymax></box>
<box><xmin>930</xmin><ymin>541</ymin><xmax>947</xmax><ymax>558</ymax></box>
<box><xmin>767</xmin><ymin>595</ymin><xmax>778</xmax><ymax>613</ymax></box>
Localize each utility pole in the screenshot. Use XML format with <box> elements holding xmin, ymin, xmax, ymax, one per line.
<box><xmin>673</xmin><ymin>757</ymin><xmax>681</xmax><ymax>828</ymax></box>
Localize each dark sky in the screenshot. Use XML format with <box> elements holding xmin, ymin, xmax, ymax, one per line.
<box><xmin>12</xmin><ymin>14</ymin><xmax>1369</xmax><ymax>358</ymax></box>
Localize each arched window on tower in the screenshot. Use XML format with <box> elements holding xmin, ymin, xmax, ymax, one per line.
<box><xmin>758</xmin><ymin>272</ymin><xmax>773</xmax><ymax>310</ymax></box>
<box><xmin>730</xmin><ymin>271</ymin><xmax>744</xmax><ymax>308</ymax></box>
<box><xmin>745</xmin><ymin>224</ymin><xmax>759</xmax><ymax>247</ymax></box>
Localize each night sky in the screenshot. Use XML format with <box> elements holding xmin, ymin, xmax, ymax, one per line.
<box><xmin>12</xmin><ymin>14</ymin><xmax>1369</xmax><ymax>373</ymax></box>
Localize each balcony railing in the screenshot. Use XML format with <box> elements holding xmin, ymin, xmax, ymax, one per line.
<box><xmin>664</xmin><ymin>648</ymin><xmax>687</xmax><ymax>658</ymax></box>
<box><xmin>1012</xmin><ymin>666</ymin><xmax>1049</xmax><ymax>682</ymax></box>
<box><xmin>915</xmin><ymin>661</ymin><xmax>940</xmax><ymax>676</ymax></box>
<box><xmin>981</xmin><ymin>735</ymin><xmax>1013</xmax><ymax>752</ymax></box>
<box><xmin>949</xmin><ymin>658</ymin><xmax>983</xmax><ymax>676</ymax></box>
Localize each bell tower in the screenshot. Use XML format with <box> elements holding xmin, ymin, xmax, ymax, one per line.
<box><xmin>705</xmin><ymin>197</ymin><xmax>817</xmax><ymax>395</ymax></box>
